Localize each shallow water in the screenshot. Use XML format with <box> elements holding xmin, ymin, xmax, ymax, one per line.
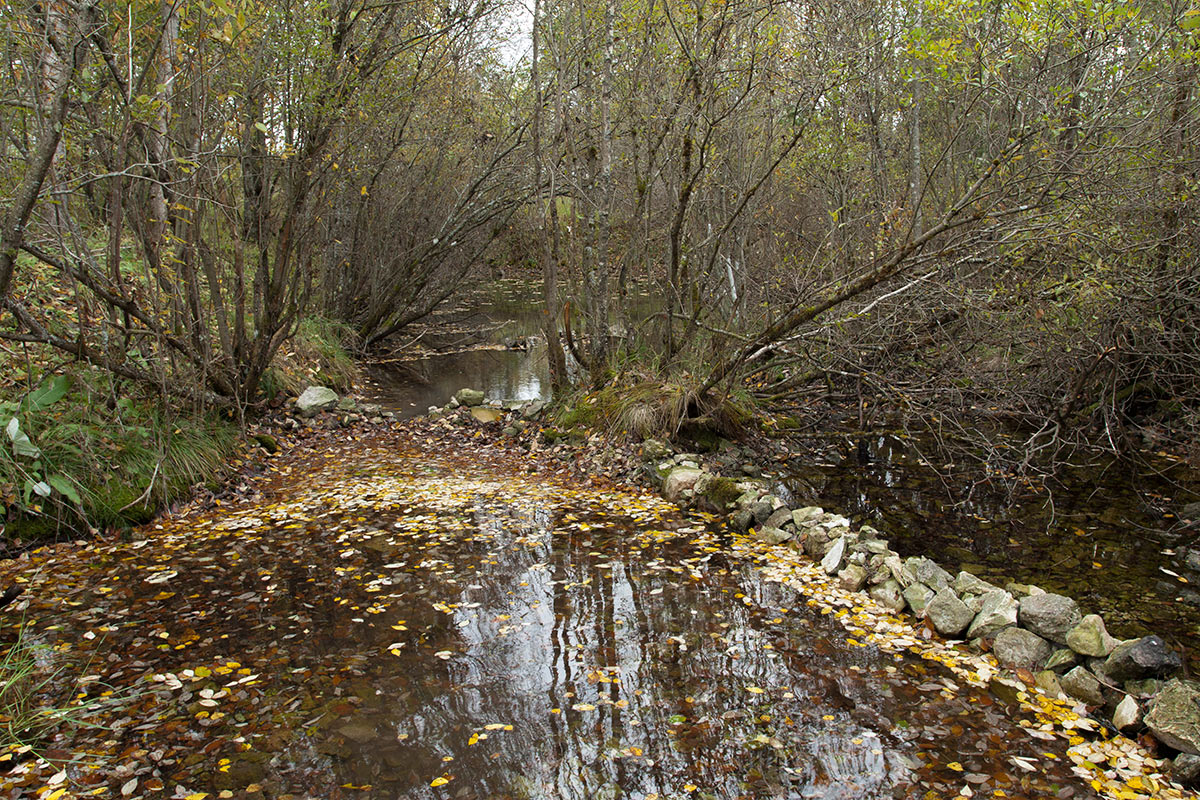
<box><xmin>3</xmin><ymin>434</ymin><xmax>1099</xmax><ymax>798</ymax></box>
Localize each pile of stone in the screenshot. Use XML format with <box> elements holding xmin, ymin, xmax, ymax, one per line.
<box><xmin>652</xmin><ymin>455</ymin><xmax>1200</xmax><ymax>783</ymax></box>
<box><xmin>427</xmin><ymin>388</ymin><xmax>546</xmax><ymax>437</ymax></box>
<box><xmin>290</xmin><ymin>386</ymin><xmax>389</xmax><ymax>428</ymax></box>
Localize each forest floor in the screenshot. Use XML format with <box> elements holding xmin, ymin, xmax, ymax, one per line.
<box><xmin>0</xmin><ymin>417</ymin><xmax>1186</xmax><ymax>800</ymax></box>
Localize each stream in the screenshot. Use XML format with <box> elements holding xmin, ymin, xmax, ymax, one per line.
<box><xmin>363</xmin><ymin>280</ymin><xmax>1200</xmax><ymax>672</ymax></box>
<box><xmin>1</xmin><ymin>430</ymin><xmax>1108</xmax><ymax>798</ymax></box>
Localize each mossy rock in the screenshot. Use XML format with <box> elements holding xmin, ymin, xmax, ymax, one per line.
<box><xmin>252</xmin><ymin>433</ymin><xmax>279</xmax><ymax>454</ymax></box>
<box><xmin>700</xmin><ymin>476</ymin><xmax>742</xmax><ymax>510</ymax></box>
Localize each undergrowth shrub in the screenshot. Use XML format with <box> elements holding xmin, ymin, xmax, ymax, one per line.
<box><xmin>261</xmin><ymin>315</ymin><xmax>361</xmax><ymax>398</ymax></box>
<box><xmin>1</xmin><ymin>375</ymin><xmax>239</xmax><ymax>541</ymax></box>
<box><xmin>552</xmin><ymin>372</ymin><xmax>756</xmax><ymax>444</ymax></box>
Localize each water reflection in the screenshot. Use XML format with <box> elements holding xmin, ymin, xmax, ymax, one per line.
<box><xmin>787</xmin><ymin>434</ymin><xmax>1200</xmax><ymax>661</ymax></box>
<box><xmin>280</xmin><ymin>460</ymin><xmax>1088</xmax><ymax>799</ymax></box>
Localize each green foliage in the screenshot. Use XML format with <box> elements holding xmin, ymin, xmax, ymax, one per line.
<box><xmin>263</xmin><ymin>315</ymin><xmax>361</xmax><ymax>398</ymax></box>
<box><xmin>0</xmin><ymin>375</ymin><xmax>239</xmax><ymax>540</ymax></box>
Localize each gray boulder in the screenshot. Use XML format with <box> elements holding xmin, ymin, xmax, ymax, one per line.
<box><xmin>994</xmin><ymin>627</ymin><xmax>1053</xmax><ymax>670</ymax></box>
<box><xmin>903</xmin><ymin>582</ymin><xmax>935</xmax><ymax>617</ymax></box>
<box><xmin>1066</xmin><ymin>614</ymin><xmax>1118</xmax><ymax>658</ymax></box>
<box><xmin>296</xmin><ymin>386</ymin><xmax>339</xmax><ymax>417</ymax></box>
<box><xmin>662</xmin><ymin>467</ymin><xmax>706</xmax><ymax>503</ymax></box>
<box><xmin>1018</xmin><ymin>593</ymin><xmax>1081</xmax><ymax>645</ymax></box>
<box><xmin>955</xmin><ymin>571</ymin><xmax>997</xmax><ymax>596</ymax></box>
<box><xmin>754</xmin><ymin>526</ymin><xmax>791</xmax><ymax>545</ymax></box>
<box><xmin>869</xmin><ymin>579</ymin><xmax>906</xmax><ymax>612</ymax></box>
<box><xmin>966</xmin><ymin>590</ymin><xmax>1018</xmax><ymax>640</ymax></box>
<box><xmin>821</xmin><ymin>537</ymin><xmax>847</xmax><ymax>575</ymax></box>
<box><xmin>838</xmin><ymin>564</ymin><xmax>868</xmax><ymax>592</ymax></box>
<box><xmin>1146</xmin><ymin>680</ymin><xmax>1200</xmax><ymax>755</ymax></box>
<box><xmin>1113</xmin><ymin>695</ymin><xmax>1141</xmax><ymax>732</ymax></box>
<box><xmin>1060</xmin><ymin>666</ymin><xmax>1105</xmax><ymax>706</ymax></box>
<box><xmin>1171</xmin><ymin>754</ymin><xmax>1200</xmax><ymax>785</ymax></box>
<box><xmin>1104</xmin><ymin>636</ymin><xmax>1182</xmax><ymax>683</ymax></box>
<box><xmin>903</xmin><ymin>557</ymin><xmax>952</xmax><ymax>590</ymax></box>
<box><xmin>926</xmin><ymin>588</ymin><xmax>974</xmax><ymax>637</ymax></box>
<box><xmin>729</xmin><ymin>509</ymin><xmax>754</xmax><ymax>534</ymax></box>
<box><xmin>454</xmin><ymin>388</ymin><xmax>485</xmax><ymax>407</ymax></box>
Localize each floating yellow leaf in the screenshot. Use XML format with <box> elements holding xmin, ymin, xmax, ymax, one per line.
<box><xmin>745</xmin><ymin>686</ymin><xmax>765</xmax><ymax>694</ymax></box>
<box><xmin>430</xmin><ymin>776</ymin><xmax>450</xmax><ymax>787</ymax></box>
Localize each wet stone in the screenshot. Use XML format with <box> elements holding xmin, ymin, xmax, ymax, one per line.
<box><xmin>1104</xmin><ymin>635</ymin><xmax>1182</xmax><ymax>682</ymax></box>
<box><xmin>1018</xmin><ymin>593</ymin><xmax>1082</xmax><ymax>645</ymax></box>
<box><xmin>926</xmin><ymin>588</ymin><xmax>973</xmax><ymax>637</ymax></box>
<box><xmin>1060</xmin><ymin>666</ymin><xmax>1105</xmax><ymax>706</ymax></box>
<box><xmin>1066</xmin><ymin>614</ymin><xmax>1118</xmax><ymax>658</ymax></box>
<box><xmin>994</xmin><ymin>627</ymin><xmax>1053</xmax><ymax>671</ymax></box>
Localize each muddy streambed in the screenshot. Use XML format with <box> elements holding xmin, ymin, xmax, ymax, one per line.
<box><xmin>787</xmin><ymin>435</ymin><xmax>1200</xmax><ymax>670</ymax></box>
<box><xmin>1</xmin><ymin>432</ymin><xmax>1100</xmax><ymax>799</ymax></box>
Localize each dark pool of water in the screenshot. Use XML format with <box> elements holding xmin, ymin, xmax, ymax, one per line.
<box><xmin>10</xmin><ymin>440</ymin><xmax>1099</xmax><ymax>798</ymax></box>
<box><xmin>787</xmin><ymin>434</ymin><xmax>1200</xmax><ymax>666</ymax></box>
<box><xmin>364</xmin><ymin>281</ymin><xmax>553</xmax><ymax>417</ymax></box>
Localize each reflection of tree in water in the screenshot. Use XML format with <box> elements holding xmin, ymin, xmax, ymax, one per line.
<box><xmin>384</xmin><ymin>492</ymin><xmax>909</xmax><ymax>799</ymax></box>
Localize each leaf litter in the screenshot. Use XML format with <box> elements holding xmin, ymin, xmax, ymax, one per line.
<box><xmin>0</xmin><ymin>418</ymin><xmax>1186</xmax><ymax>799</ymax></box>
